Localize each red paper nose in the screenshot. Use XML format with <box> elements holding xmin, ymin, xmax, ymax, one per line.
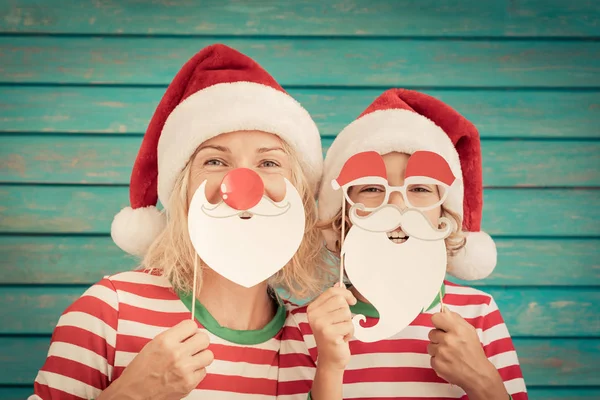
<box><xmin>220</xmin><ymin>168</ymin><xmax>265</xmax><ymax>210</ymax></box>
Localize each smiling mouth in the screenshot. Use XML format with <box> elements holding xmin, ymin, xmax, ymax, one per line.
<box><xmin>387</xmin><ymin>229</ymin><xmax>409</xmax><ymax>244</ymax></box>
<box><xmin>239</xmin><ymin>211</ymin><xmax>254</xmax><ymax>220</ymax></box>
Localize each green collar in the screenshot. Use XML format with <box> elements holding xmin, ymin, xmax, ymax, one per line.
<box><xmin>349</xmin><ymin>282</ymin><xmax>446</xmax><ymax>318</ymax></box>
<box><xmin>177</xmin><ymin>290</ymin><xmax>286</xmax><ymax>345</ymax></box>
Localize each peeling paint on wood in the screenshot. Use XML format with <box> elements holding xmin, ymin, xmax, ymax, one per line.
<box><xmin>2</xmin><ymin>87</ymin><xmax>599</xmax><ymax>138</ymax></box>
<box><xmin>2</xmin><ymin>37</ymin><xmax>599</xmax><ymax>86</ymax></box>
<box><xmin>1</xmin><ymin>0</ymin><xmax>598</xmax><ymax>37</ymax></box>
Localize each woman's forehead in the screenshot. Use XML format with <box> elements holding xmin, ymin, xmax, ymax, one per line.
<box><xmin>203</xmin><ymin>130</ymin><xmax>283</xmax><ymax>148</ymax></box>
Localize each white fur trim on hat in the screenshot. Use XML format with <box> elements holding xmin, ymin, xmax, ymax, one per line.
<box><xmin>157</xmin><ymin>82</ymin><xmax>323</xmax><ymax>206</ymax></box>
<box><xmin>448</xmin><ymin>231</ymin><xmax>497</xmax><ymax>280</ymax></box>
<box><xmin>111</xmin><ymin>206</ymin><xmax>166</xmax><ymax>257</ymax></box>
<box><xmin>318</xmin><ymin>108</ymin><xmax>463</xmax><ymax>222</ymax></box>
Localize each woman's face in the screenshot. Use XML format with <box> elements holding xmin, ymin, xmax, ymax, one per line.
<box><xmin>187</xmin><ymin>130</ymin><xmax>293</xmax><ymax>206</ymax></box>
<box><xmin>347</xmin><ymin>152</ymin><xmax>442</xmax><ymax>229</ymax></box>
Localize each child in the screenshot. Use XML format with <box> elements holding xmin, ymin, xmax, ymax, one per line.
<box><xmin>30</xmin><ymin>44</ymin><xmax>330</xmax><ymax>400</ymax></box>
<box><xmin>278</xmin><ymin>89</ymin><xmax>527</xmax><ymax>400</ymax></box>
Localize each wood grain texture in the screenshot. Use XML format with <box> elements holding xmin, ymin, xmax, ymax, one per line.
<box><xmin>1</xmin><ymin>0</ymin><xmax>598</xmax><ymax>37</ymax></box>
<box><xmin>3</xmin><ymin>236</ymin><xmax>597</xmax><ymax>286</ymax></box>
<box><xmin>0</xmin><ymin>236</ymin><xmax>136</xmax><ymax>284</ymax></box>
<box><xmin>2</xmin><ymin>37</ymin><xmax>599</xmax><ymax>86</ymax></box>
<box><xmin>3</xmin><ymin>87</ymin><xmax>599</xmax><ymax>138</ymax></box>
<box><xmin>1</xmin><ymin>286</ymin><xmax>597</xmax><ymax>336</ymax></box>
<box><xmin>2</xmin><ymin>135</ymin><xmax>598</xmax><ymax>186</ymax></box>
<box><xmin>1</xmin><ymin>185</ymin><xmax>598</xmax><ymax>236</ymax></box>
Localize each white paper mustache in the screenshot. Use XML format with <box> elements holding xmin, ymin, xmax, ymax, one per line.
<box><xmin>349</xmin><ymin>204</ymin><xmax>453</xmax><ymax>241</ymax></box>
<box><xmin>201</xmin><ymin>190</ymin><xmax>291</xmax><ymax>218</ymax></box>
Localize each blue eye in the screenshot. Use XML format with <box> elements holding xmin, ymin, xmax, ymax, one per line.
<box><xmin>205</xmin><ymin>159</ymin><xmax>225</xmax><ymax>166</ymax></box>
<box><xmin>261</xmin><ymin>160</ymin><xmax>280</xmax><ymax>168</ymax></box>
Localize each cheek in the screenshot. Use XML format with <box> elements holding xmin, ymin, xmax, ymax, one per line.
<box><xmin>262</xmin><ymin>174</ymin><xmax>287</xmax><ymax>202</ymax></box>
<box><xmin>187</xmin><ymin>173</ymin><xmax>223</xmax><ymax>205</ymax></box>
<box><xmin>426</xmin><ymin>207</ymin><xmax>442</xmax><ymax>227</ymax></box>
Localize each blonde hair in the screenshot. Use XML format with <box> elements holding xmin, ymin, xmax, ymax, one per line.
<box><xmin>141</xmin><ymin>140</ymin><xmax>332</xmax><ymax>301</ymax></box>
<box><xmin>319</xmin><ymin>205</ymin><xmax>467</xmax><ymax>259</ymax></box>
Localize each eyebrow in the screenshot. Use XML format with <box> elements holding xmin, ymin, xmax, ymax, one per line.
<box><xmin>257</xmin><ymin>147</ymin><xmax>286</xmax><ymax>154</ymax></box>
<box><xmin>197</xmin><ymin>145</ymin><xmax>231</xmax><ymax>153</ymax></box>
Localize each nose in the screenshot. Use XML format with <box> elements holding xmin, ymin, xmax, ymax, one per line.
<box><xmin>388</xmin><ymin>191</ymin><xmax>406</xmax><ymax>209</ymax></box>
<box><xmin>220</xmin><ymin>168</ymin><xmax>265</xmax><ymax>210</ymax></box>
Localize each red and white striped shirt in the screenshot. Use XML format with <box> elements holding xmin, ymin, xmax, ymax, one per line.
<box><xmin>278</xmin><ymin>281</ymin><xmax>528</xmax><ymax>400</ymax></box>
<box><xmin>31</xmin><ymin>270</ymin><xmax>288</xmax><ymax>399</ymax></box>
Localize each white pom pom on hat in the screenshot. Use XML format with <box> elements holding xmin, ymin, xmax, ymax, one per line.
<box><xmin>111</xmin><ymin>206</ymin><xmax>166</xmax><ymax>257</ymax></box>
<box><xmin>448</xmin><ymin>231</ymin><xmax>497</xmax><ymax>280</ymax></box>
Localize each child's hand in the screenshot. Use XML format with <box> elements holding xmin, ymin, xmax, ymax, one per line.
<box><xmin>307</xmin><ymin>283</ymin><xmax>357</xmax><ymax>371</ymax></box>
<box><xmin>428</xmin><ymin>309</ymin><xmax>507</xmax><ymax>399</ymax></box>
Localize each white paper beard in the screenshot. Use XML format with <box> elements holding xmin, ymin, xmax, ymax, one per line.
<box><xmin>342</xmin><ymin>206</ymin><xmax>451</xmax><ymax>342</ymax></box>
<box><xmin>187</xmin><ymin>179</ymin><xmax>306</xmax><ymax>288</ymax></box>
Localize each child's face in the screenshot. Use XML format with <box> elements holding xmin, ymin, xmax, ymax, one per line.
<box><xmin>347</xmin><ymin>151</ymin><xmax>443</xmax><ymax>242</ymax></box>
<box><xmin>187</xmin><ymin>130</ymin><xmax>292</xmax><ymax>205</ymax></box>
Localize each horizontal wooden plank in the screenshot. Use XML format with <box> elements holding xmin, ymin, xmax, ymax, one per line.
<box><xmin>3</xmin><ymin>338</ymin><xmax>600</xmax><ymax>387</ymax></box>
<box><xmin>3</xmin><ymin>237</ymin><xmax>597</xmax><ymax>286</ymax></box>
<box><xmin>454</xmin><ymin>239</ymin><xmax>600</xmax><ymax>286</ymax></box>
<box><xmin>1</xmin><ymin>0</ymin><xmax>599</xmax><ymax>37</ymax></box>
<box><xmin>518</xmin><ymin>338</ymin><xmax>600</xmax><ymax>386</ymax></box>
<box><xmin>485</xmin><ymin>288</ymin><xmax>600</xmax><ymax>336</ymax></box>
<box><xmin>0</xmin><ymin>236</ymin><xmax>136</xmax><ymax>284</ymax></box>
<box><xmin>3</xmin><ymin>87</ymin><xmax>599</xmax><ymax>139</ymax></box>
<box><xmin>1</xmin><ymin>186</ymin><xmax>598</xmax><ymax>236</ymax></box>
<box><xmin>1</xmin><ymin>286</ymin><xmax>597</xmax><ymax>336</ymax></box>
<box><xmin>1</xmin><ymin>388</ymin><xmax>596</xmax><ymax>400</ymax></box>
<box><xmin>2</xmin><ymin>135</ymin><xmax>597</xmax><ymax>186</ymax></box>
<box><xmin>2</xmin><ymin>37</ymin><xmax>599</xmax><ymax>87</ymax></box>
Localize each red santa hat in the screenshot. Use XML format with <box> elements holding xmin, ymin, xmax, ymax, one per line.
<box><xmin>319</xmin><ymin>89</ymin><xmax>496</xmax><ymax>281</ymax></box>
<box><xmin>111</xmin><ymin>44</ymin><xmax>323</xmax><ymax>257</ymax></box>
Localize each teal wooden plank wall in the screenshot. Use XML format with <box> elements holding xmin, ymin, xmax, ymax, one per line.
<box><xmin>0</xmin><ymin>1</ymin><xmax>599</xmax><ymax>398</ymax></box>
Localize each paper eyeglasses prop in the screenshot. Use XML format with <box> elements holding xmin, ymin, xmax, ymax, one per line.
<box><xmin>332</xmin><ymin>151</ymin><xmax>459</xmax><ymax>342</ymax></box>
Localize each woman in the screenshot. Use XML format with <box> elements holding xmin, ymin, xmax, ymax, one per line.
<box><xmin>30</xmin><ymin>44</ymin><xmax>330</xmax><ymax>400</ymax></box>
<box><xmin>278</xmin><ymin>89</ymin><xmax>528</xmax><ymax>400</ymax></box>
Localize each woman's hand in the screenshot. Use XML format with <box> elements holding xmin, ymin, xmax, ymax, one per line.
<box><xmin>428</xmin><ymin>309</ymin><xmax>508</xmax><ymax>400</ymax></box>
<box><xmin>99</xmin><ymin>320</ymin><xmax>214</xmax><ymax>400</ymax></box>
<box><xmin>307</xmin><ymin>284</ymin><xmax>357</xmax><ymax>371</ymax></box>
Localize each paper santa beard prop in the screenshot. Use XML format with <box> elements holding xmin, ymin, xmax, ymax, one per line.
<box><xmin>333</xmin><ymin>151</ymin><xmax>457</xmax><ymax>342</ymax></box>
<box><xmin>188</xmin><ymin>168</ymin><xmax>305</xmax><ymax>288</ymax></box>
